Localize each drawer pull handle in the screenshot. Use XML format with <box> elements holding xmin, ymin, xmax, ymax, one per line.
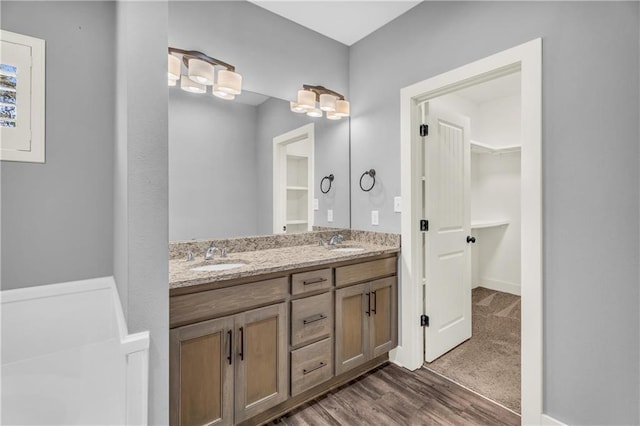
<box><xmin>303</xmin><ymin>277</ymin><xmax>328</xmax><ymax>285</ymax></box>
<box><xmin>239</xmin><ymin>327</ymin><xmax>244</xmax><ymax>361</ymax></box>
<box><xmin>303</xmin><ymin>361</ymin><xmax>327</xmax><ymax>375</ymax></box>
<box><xmin>372</xmin><ymin>290</ymin><xmax>377</xmax><ymax>314</ymax></box>
<box><xmin>303</xmin><ymin>313</ymin><xmax>327</xmax><ymax>325</ymax></box>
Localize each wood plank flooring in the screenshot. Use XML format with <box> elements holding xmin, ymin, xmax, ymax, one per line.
<box><xmin>273</xmin><ymin>363</ymin><xmax>520</xmax><ymax>425</ymax></box>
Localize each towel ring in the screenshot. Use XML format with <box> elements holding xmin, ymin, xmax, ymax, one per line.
<box><xmin>320</xmin><ymin>174</ymin><xmax>334</xmax><ymax>194</ymax></box>
<box><xmin>359</xmin><ymin>169</ymin><xmax>376</xmax><ymax>192</ymax></box>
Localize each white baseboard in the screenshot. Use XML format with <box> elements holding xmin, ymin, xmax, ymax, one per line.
<box><xmin>474</xmin><ymin>278</ymin><xmax>521</xmax><ymax>296</ymax></box>
<box><xmin>388</xmin><ymin>345</ymin><xmax>422</xmax><ymax>371</ymax></box>
<box><xmin>540</xmin><ymin>414</ymin><xmax>567</xmax><ymax>426</ymax></box>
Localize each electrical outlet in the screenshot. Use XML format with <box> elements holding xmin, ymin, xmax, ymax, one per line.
<box><xmin>327</xmin><ymin>209</ymin><xmax>334</xmax><ymax>222</ymax></box>
<box><xmin>394</xmin><ymin>196</ymin><xmax>402</xmax><ymax>212</ymax></box>
<box><xmin>371</xmin><ymin>210</ymin><xmax>379</xmax><ymax>226</ymax></box>
<box><xmin>313</xmin><ymin>198</ymin><xmax>319</xmax><ymax>210</ymax></box>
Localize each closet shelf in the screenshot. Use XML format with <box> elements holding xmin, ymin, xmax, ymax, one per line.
<box><xmin>471</xmin><ymin>219</ymin><xmax>509</xmax><ymax>229</ymax></box>
<box><xmin>471</xmin><ymin>140</ymin><xmax>521</xmax><ymax>155</ymax></box>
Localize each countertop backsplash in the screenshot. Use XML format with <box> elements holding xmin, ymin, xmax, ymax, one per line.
<box><xmin>169</xmin><ymin>228</ymin><xmax>400</xmax><ymax>260</ymax></box>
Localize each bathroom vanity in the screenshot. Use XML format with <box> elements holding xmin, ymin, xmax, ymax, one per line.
<box><xmin>169</xmin><ymin>234</ymin><xmax>399</xmax><ymax>426</ymax></box>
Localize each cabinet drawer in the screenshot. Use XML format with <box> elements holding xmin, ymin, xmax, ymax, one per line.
<box><xmin>170</xmin><ymin>277</ymin><xmax>288</xmax><ymax>327</ymax></box>
<box><xmin>291</xmin><ymin>292</ymin><xmax>332</xmax><ymax>346</ymax></box>
<box><xmin>335</xmin><ymin>257</ymin><xmax>397</xmax><ymax>287</ymax></box>
<box><xmin>291</xmin><ymin>268</ymin><xmax>332</xmax><ymax>295</ymax></box>
<box><xmin>291</xmin><ymin>338</ymin><xmax>333</xmax><ymax>396</ymax></box>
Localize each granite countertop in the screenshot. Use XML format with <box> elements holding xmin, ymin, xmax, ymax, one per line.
<box><xmin>169</xmin><ymin>240</ymin><xmax>399</xmax><ymax>290</ymax></box>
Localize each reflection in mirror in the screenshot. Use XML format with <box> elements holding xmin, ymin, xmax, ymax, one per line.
<box><xmin>169</xmin><ymin>89</ymin><xmax>350</xmax><ymax>241</ymax></box>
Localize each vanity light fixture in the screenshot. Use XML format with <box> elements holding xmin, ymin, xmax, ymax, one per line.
<box><xmin>167</xmin><ymin>47</ymin><xmax>242</xmax><ymax>100</ymax></box>
<box><xmin>290</xmin><ymin>84</ymin><xmax>350</xmax><ymax>120</ymax></box>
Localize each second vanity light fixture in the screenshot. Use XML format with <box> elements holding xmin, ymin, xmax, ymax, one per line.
<box><xmin>167</xmin><ymin>47</ymin><xmax>242</xmax><ymax>100</ymax></box>
<box><xmin>290</xmin><ymin>85</ymin><xmax>350</xmax><ymax>120</ymax></box>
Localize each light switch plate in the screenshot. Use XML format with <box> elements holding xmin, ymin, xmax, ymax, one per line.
<box><xmin>394</xmin><ymin>196</ymin><xmax>402</xmax><ymax>212</ymax></box>
<box><xmin>371</xmin><ymin>210</ymin><xmax>379</xmax><ymax>226</ymax></box>
<box><xmin>313</xmin><ymin>198</ymin><xmax>319</xmax><ymax>210</ymax></box>
<box><xmin>327</xmin><ymin>209</ymin><xmax>333</xmax><ymax>222</ymax></box>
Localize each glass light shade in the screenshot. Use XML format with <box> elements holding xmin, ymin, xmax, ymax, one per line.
<box><xmin>319</xmin><ymin>94</ymin><xmax>337</xmax><ymax>112</ymax></box>
<box><xmin>335</xmin><ymin>99</ymin><xmax>350</xmax><ymax>117</ymax></box>
<box><xmin>168</xmin><ymin>54</ymin><xmax>181</xmax><ymax>80</ymax></box>
<box><xmin>168</xmin><ymin>78</ymin><xmax>177</xmax><ymax>87</ymax></box>
<box><xmin>306</xmin><ymin>108</ymin><xmax>323</xmax><ymax>118</ymax></box>
<box><xmin>212</xmin><ymin>84</ymin><xmax>235</xmax><ymax>100</ymax></box>
<box><xmin>297</xmin><ymin>90</ymin><xmax>316</xmax><ymax>110</ymax></box>
<box><xmin>180</xmin><ymin>75</ymin><xmax>206</xmax><ymax>94</ymax></box>
<box><xmin>188</xmin><ymin>59</ymin><xmax>215</xmax><ymax>85</ymax></box>
<box><xmin>326</xmin><ymin>111</ymin><xmax>342</xmax><ymax>120</ymax></box>
<box><xmin>290</xmin><ymin>102</ymin><xmax>307</xmax><ymax>113</ymax></box>
<box><xmin>216</xmin><ymin>70</ymin><xmax>242</xmax><ymax>95</ymax></box>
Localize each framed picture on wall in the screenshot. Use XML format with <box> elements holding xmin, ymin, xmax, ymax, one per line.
<box><xmin>0</xmin><ymin>30</ymin><xmax>45</xmax><ymax>163</ymax></box>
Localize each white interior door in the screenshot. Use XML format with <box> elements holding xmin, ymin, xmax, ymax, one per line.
<box><xmin>423</xmin><ymin>99</ymin><xmax>472</xmax><ymax>362</ymax></box>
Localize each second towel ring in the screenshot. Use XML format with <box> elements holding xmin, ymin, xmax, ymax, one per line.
<box><xmin>359</xmin><ymin>169</ymin><xmax>376</xmax><ymax>192</ymax></box>
<box><xmin>320</xmin><ymin>174</ymin><xmax>334</xmax><ymax>194</ymax></box>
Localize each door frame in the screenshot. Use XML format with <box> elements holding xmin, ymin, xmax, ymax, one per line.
<box><xmin>395</xmin><ymin>38</ymin><xmax>542</xmax><ymax>424</ymax></box>
<box><xmin>272</xmin><ymin>123</ymin><xmax>315</xmax><ymax>234</ymax></box>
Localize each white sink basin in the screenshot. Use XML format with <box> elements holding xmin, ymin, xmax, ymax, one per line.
<box><xmin>191</xmin><ymin>263</ymin><xmax>246</xmax><ymax>272</ymax></box>
<box><xmin>331</xmin><ymin>247</ymin><xmax>365</xmax><ymax>253</ymax></box>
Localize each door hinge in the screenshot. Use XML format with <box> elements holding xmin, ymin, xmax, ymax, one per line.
<box><xmin>419</xmin><ymin>124</ymin><xmax>429</xmax><ymax>137</ymax></box>
<box><xmin>420</xmin><ymin>314</ymin><xmax>429</xmax><ymax>327</ymax></box>
<box><xmin>420</xmin><ymin>219</ymin><xmax>429</xmax><ymax>232</ymax></box>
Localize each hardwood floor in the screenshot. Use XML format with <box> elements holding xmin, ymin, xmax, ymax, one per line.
<box><xmin>274</xmin><ymin>363</ymin><xmax>520</xmax><ymax>425</ymax></box>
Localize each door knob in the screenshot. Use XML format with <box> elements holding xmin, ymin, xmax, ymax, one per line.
<box><xmin>466</xmin><ymin>236</ymin><xmax>476</xmax><ymax>244</ymax></box>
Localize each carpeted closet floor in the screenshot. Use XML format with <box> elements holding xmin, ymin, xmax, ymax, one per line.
<box><xmin>425</xmin><ymin>287</ymin><xmax>521</xmax><ymax>413</ymax></box>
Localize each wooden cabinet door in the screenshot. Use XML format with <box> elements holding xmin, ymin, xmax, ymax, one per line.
<box><xmin>335</xmin><ymin>283</ymin><xmax>370</xmax><ymax>374</ymax></box>
<box><xmin>170</xmin><ymin>316</ymin><xmax>234</xmax><ymax>426</ymax></box>
<box><xmin>234</xmin><ymin>303</ymin><xmax>288</xmax><ymax>423</ymax></box>
<box><xmin>370</xmin><ymin>277</ymin><xmax>398</xmax><ymax>358</ymax></box>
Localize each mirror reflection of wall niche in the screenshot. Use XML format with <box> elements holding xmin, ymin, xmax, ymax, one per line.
<box><xmin>169</xmin><ymin>90</ymin><xmax>350</xmax><ymax>241</ymax></box>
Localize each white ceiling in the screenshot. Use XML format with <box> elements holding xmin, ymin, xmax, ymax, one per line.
<box><xmin>249</xmin><ymin>1</ymin><xmax>423</xmax><ymax>46</ymax></box>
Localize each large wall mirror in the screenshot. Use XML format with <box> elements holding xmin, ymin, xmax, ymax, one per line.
<box><xmin>169</xmin><ymin>89</ymin><xmax>351</xmax><ymax>241</ymax></box>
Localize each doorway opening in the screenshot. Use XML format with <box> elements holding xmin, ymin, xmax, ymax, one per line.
<box><xmin>396</xmin><ymin>39</ymin><xmax>542</xmax><ymax>424</ymax></box>
<box><xmin>420</xmin><ymin>72</ymin><xmax>522</xmax><ymax>413</ymax></box>
<box><xmin>272</xmin><ymin>123</ymin><xmax>315</xmax><ymax>234</ymax></box>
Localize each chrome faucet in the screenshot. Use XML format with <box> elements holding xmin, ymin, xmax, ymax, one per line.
<box><xmin>328</xmin><ymin>234</ymin><xmax>344</xmax><ymax>246</ymax></box>
<box><xmin>220</xmin><ymin>247</ymin><xmax>228</xmax><ymax>258</ymax></box>
<box><xmin>205</xmin><ymin>243</ymin><xmax>219</xmax><ymax>261</ymax></box>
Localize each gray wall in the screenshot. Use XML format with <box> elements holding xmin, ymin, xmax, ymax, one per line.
<box><xmin>169</xmin><ymin>91</ymin><xmax>259</xmax><ymax>241</ymax></box>
<box><xmin>349</xmin><ymin>2</ymin><xmax>639</xmax><ymax>424</ymax></box>
<box><xmin>2</xmin><ymin>2</ymin><xmax>168</xmax><ymax>423</ymax></box>
<box><xmin>1</xmin><ymin>1</ymin><xmax>115</xmax><ymax>289</ymax></box>
<box><xmin>114</xmin><ymin>2</ymin><xmax>169</xmax><ymax>424</ymax></box>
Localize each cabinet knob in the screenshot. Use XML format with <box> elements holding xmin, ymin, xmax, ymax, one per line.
<box><xmin>466</xmin><ymin>236</ymin><xmax>476</xmax><ymax>244</ymax></box>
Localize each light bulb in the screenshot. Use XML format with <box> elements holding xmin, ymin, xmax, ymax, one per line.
<box><xmin>216</xmin><ymin>70</ymin><xmax>242</xmax><ymax>95</ymax></box>
<box><xmin>297</xmin><ymin>90</ymin><xmax>316</xmax><ymax>110</ymax></box>
<box><xmin>213</xmin><ymin>84</ymin><xmax>235</xmax><ymax>100</ymax></box>
<box><xmin>306</xmin><ymin>108</ymin><xmax>322</xmax><ymax>118</ymax></box>
<box><xmin>319</xmin><ymin>94</ymin><xmax>337</xmax><ymax>112</ymax></box>
<box><xmin>188</xmin><ymin>59</ymin><xmax>215</xmax><ymax>85</ymax></box>
<box><xmin>168</xmin><ymin>54</ymin><xmax>180</xmax><ymax>81</ymax></box>
<box><xmin>180</xmin><ymin>75</ymin><xmax>206</xmax><ymax>94</ymax></box>
<box><xmin>335</xmin><ymin>99</ymin><xmax>350</xmax><ymax>117</ymax></box>
<box><xmin>290</xmin><ymin>102</ymin><xmax>306</xmax><ymax>113</ymax></box>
